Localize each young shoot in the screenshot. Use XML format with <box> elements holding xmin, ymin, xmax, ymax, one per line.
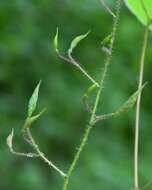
<box><xmin>7</xmin><ymin>81</ymin><xmax>66</xmax><ymax>178</ymax></box>
<box><xmin>53</xmin><ymin>29</ymin><xmax>99</xmax><ymax>87</ymax></box>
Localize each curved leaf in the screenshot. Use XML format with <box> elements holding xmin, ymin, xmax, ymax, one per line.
<box><xmin>68</xmin><ymin>31</ymin><xmax>90</xmax><ymax>54</ymax></box>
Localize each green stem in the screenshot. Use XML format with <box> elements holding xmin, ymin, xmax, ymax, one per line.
<box><xmin>134</xmin><ymin>25</ymin><xmax>149</xmax><ymax>190</ymax></box>
<box><xmin>68</xmin><ymin>53</ymin><xmax>99</xmax><ymax>87</ymax></box>
<box><xmin>26</xmin><ymin>129</ymin><xmax>66</xmax><ymax>177</ymax></box>
<box><xmin>62</xmin><ymin>1</ymin><xmax>121</xmax><ymax>190</ymax></box>
<box><xmin>57</xmin><ymin>52</ymin><xmax>99</xmax><ymax>87</ymax></box>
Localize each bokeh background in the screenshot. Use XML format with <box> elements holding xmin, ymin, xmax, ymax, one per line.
<box><xmin>0</xmin><ymin>0</ymin><xmax>152</xmax><ymax>190</ymax></box>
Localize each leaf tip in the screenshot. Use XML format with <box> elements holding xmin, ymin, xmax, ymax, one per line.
<box><xmin>68</xmin><ymin>30</ymin><xmax>90</xmax><ymax>55</ymax></box>
<box><xmin>53</xmin><ymin>27</ymin><xmax>59</xmax><ymax>53</ymax></box>
<box><xmin>6</xmin><ymin>128</ymin><xmax>14</xmax><ymax>150</ymax></box>
<box><xmin>28</xmin><ymin>81</ymin><xmax>42</xmax><ymax>117</ymax></box>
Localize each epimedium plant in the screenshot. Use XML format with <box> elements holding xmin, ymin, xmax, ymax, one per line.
<box><xmin>6</xmin><ymin>0</ymin><xmax>152</xmax><ymax>190</ymax></box>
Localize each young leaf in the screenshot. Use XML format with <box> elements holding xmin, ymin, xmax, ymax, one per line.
<box><xmin>68</xmin><ymin>31</ymin><xmax>90</xmax><ymax>54</ymax></box>
<box><xmin>53</xmin><ymin>28</ymin><xmax>59</xmax><ymax>52</ymax></box>
<box><xmin>23</xmin><ymin>108</ymin><xmax>46</xmax><ymax>131</ymax></box>
<box><xmin>101</xmin><ymin>34</ymin><xmax>113</xmax><ymax>47</ymax></box>
<box><xmin>124</xmin><ymin>0</ymin><xmax>152</xmax><ymax>30</ymax></box>
<box><xmin>95</xmin><ymin>83</ymin><xmax>147</xmax><ymax>123</ymax></box>
<box><xmin>28</xmin><ymin>81</ymin><xmax>41</xmax><ymax>117</ymax></box>
<box><xmin>6</xmin><ymin>128</ymin><xmax>14</xmax><ymax>151</ymax></box>
<box><xmin>114</xmin><ymin>83</ymin><xmax>147</xmax><ymax>116</ymax></box>
<box><xmin>101</xmin><ymin>34</ymin><xmax>113</xmax><ymax>55</ymax></box>
<box><xmin>85</xmin><ymin>84</ymin><xmax>98</xmax><ymax>97</ymax></box>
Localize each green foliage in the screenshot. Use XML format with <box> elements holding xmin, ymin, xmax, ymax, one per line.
<box><xmin>124</xmin><ymin>0</ymin><xmax>152</xmax><ymax>30</ymax></box>
<box><xmin>114</xmin><ymin>83</ymin><xmax>146</xmax><ymax>116</ymax></box>
<box><xmin>6</xmin><ymin>129</ymin><xmax>14</xmax><ymax>151</ymax></box>
<box><xmin>28</xmin><ymin>81</ymin><xmax>41</xmax><ymax>118</ymax></box>
<box><xmin>101</xmin><ymin>34</ymin><xmax>113</xmax><ymax>48</ymax></box>
<box><xmin>1</xmin><ymin>0</ymin><xmax>152</xmax><ymax>190</ymax></box>
<box><xmin>23</xmin><ymin>108</ymin><xmax>46</xmax><ymax>130</ymax></box>
<box><xmin>96</xmin><ymin>83</ymin><xmax>146</xmax><ymax>122</ymax></box>
<box><xmin>53</xmin><ymin>28</ymin><xmax>59</xmax><ymax>53</ymax></box>
<box><xmin>101</xmin><ymin>34</ymin><xmax>113</xmax><ymax>54</ymax></box>
<box><xmin>85</xmin><ymin>84</ymin><xmax>98</xmax><ymax>96</ymax></box>
<box><xmin>22</xmin><ymin>81</ymin><xmax>46</xmax><ymax>131</ymax></box>
<box><xmin>68</xmin><ymin>31</ymin><xmax>90</xmax><ymax>54</ymax></box>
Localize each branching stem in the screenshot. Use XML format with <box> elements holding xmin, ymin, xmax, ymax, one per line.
<box><xmin>62</xmin><ymin>1</ymin><xmax>121</xmax><ymax>190</ymax></box>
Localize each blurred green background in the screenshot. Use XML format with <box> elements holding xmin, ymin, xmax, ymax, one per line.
<box><xmin>0</xmin><ymin>0</ymin><xmax>152</xmax><ymax>190</ymax></box>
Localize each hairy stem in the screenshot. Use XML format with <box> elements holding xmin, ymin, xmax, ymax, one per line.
<box><xmin>62</xmin><ymin>1</ymin><xmax>121</xmax><ymax>190</ymax></box>
<box><xmin>134</xmin><ymin>25</ymin><xmax>149</xmax><ymax>190</ymax></box>
<box><xmin>26</xmin><ymin>128</ymin><xmax>66</xmax><ymax>177</ymax></box>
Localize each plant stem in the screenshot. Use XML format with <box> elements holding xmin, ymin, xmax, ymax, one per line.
<box><xmin>134</xmin><ymin>25</ymin><xmax>149</xmax><ymax>190</ymax></box>
<box><xmin>68</xmin><ymin>53</ymin><xmax>99</xmax><ymax>87</ymax></box>
<box><xmin>57</xmin><ymin>52</ymin><xmax>99</xmax><ymax>87</ymax></box>
<box><xmin>100</xmin><ymin>0</ymin><xmax>116</xmax><ymax>18</ymax></box>
<box><xmin>26</xmin><ymin>128</ymin><xmax>66</xmax><ymax>177</ymax></box>
<box><xmin>62</xmin><ymin>1</ymin><xmax>121</xmax><ymax>190</ymax></box>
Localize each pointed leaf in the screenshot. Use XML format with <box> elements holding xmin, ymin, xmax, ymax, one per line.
<box><xmin>85</xmin><ymin>84</ymin><xmax>98</xmax><ymax>97</ymax></box>
<box><xmin>28</xmin><ymin>81</ymin><xmax>41</xmax><ymax>117</ymax></box>
<box><xmin>68</xmin><ymin>31</ymin><xmax>90</xmax><ymax>54</ymax></box>
<box><xmin>101</xmin><ymin>34</ymin><xmax>113</xmax><ymax>47</ymax></box>
<box><xmin>95</xmin><ymin>83</ymin><xmax>147</xmax><ymax>123</ymax></box>
<box><xmin>6</xmin><ymin>129</ymin><xmax>14</xmax><ymax>151</ymax></box>
<box><xmin>115</xmin><ymin>83</ymin><xmax>147</xmax><ymax>116</ymax></box>
<box><xmin>53</xmin><ymin>28</ymin><xmax>59</xmax><ymax>52</ymax></box>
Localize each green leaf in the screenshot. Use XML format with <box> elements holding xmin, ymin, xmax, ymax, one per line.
<box><xmin>85</xmin><ymin>84</ymin><xmax>98</xmax><ymax>97</ymax></box>
<box><xmin>28</xmin><ymin>81</ymin><xmax>41</xmax><ymax>117</ymax></box>
<box><xmin>53</xmin><ymin>27</ymin><xmax>59</xmax><ymax>52</ymax></box>
<box><xmin>68</xmin><ymin>31</ymin><xmax>90</xmax><ymax>54</ymax></box>
<box><xmin>101</xmin><ymin>34</ymin><xmax>113</xmax><ymax>55</ymax></box>
<box><xmin>23</xmin><ymin>108</ymin><xmax>46</xmax><ymax>130</ymax></box>
<box><xmin>114</xmin><ymin>83</ymin><xmax>147</xmax><ymax>116</ymax></box>
<box><xmin>6</xmin><ymin>128</ymin><xmax>14</xmax><ymax>151</ymax></box>
<box><xmin>95</xmin><ymin>83</ymin><xmax>147</xmax><ymax>122</ymax></box>
<box><xmin>124</xmin><ymin>0</ymin><xmax>152</xmax><ymax>30</ymax></box>
<box><xmin>101</xmin><ymin>34</ymin><xmax>113</xmax><ymax>47</ymax></box>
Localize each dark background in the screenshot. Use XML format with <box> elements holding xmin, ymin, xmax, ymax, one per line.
<box><xmin>0</xmin><ymin>0</ymin><xmax>152</xmax><ymax>190</ymax></box>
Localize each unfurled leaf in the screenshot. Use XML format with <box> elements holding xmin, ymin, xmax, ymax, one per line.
<box><xmin>28</xmin><ymin>81</ymin><xmax>41</xmax><ymax>117</ymax></box>
<box><xmin>68</xmin><ymin>31</ymin><xmax>90</xmax><ymax>54</ymax></box>
<box><xmin>53</xmin><ymin>28</ymin><xmax>59</xmax><ymax>52</ymax></box>
<box><xmin>6</xmin><ymin>129</ymin><xmax>14</xmax><ymax>151</ymax></box>
<box><xmin>124</xmin><ymin>0</ymin><xmax>152</xmax><ymax>30</ymax></box>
